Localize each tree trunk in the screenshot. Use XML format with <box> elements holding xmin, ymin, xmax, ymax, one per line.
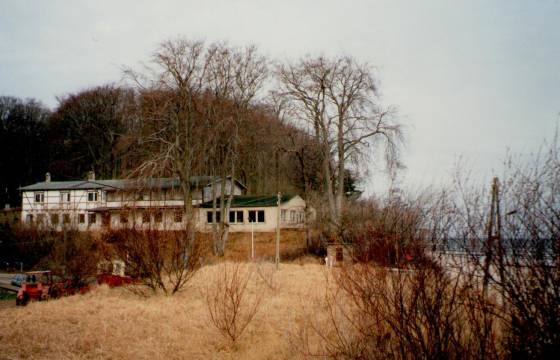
<box><xmin>211</xmin><ymin>174</ymin><xmax>220</xmax><ymax>255</ymax></box>
<box><xmin>323</xmin><ymin>143</ymin><xmax>337</xmax><ymax>232</ymax></box>
<box><xmin>336</xmin><ymin>113</ymin><xmax>345</xmax><ymax>235</ymax></box>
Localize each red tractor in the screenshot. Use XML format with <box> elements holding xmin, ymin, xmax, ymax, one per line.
<box><xmin>16</xmin><ymin>270</ymin><xmax>92</xmax><ymax>305</ymax></box>
<box><xmin>16</xmin><ymin>271</ymin><xmax>53</xmax><ymax>306</ymax></box>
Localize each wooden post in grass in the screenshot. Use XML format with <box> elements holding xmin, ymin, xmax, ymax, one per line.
<box><xmin>276</xmin><ymin>192</ymin><xmax>281</xmax><ymax>270</ymax></box>
<box><xmin>251</xmin><ymin>220</ymin><xmax>255</xmax><ymax>260</ymax></box>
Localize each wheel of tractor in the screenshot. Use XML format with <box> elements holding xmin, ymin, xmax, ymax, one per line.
<box><xmin>20</xmin><ymin>293</ymin><xmax>29</xmax><ymax>306</ymax></box>
<box><xmin>49</xmin><ymin>286</ymin><xmax>60</xmax><ymax>299</ymax></box>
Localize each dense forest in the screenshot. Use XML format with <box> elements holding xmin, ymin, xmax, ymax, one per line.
<box><xmin>0</xmin><ymin>87</ymin><xmax>324</xmax><ymax>208</ymax></box>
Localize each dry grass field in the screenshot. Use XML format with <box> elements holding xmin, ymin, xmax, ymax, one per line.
<box><xmin>0</xmin><ymin>260</ymin><xmax>329</xmax><ymax>360</ymax></box>
<box><xmin>200</xmin><ymin>230</ymin><xmax>309</xmax><ymax>262</ymax></box>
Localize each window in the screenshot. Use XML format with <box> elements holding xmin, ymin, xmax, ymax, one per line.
<box><xmin>88</xmin><ymin>213</ymin><xmax>97</xmax><ymax>224</ymax></box>
<box><xmin>60</xmin><ymin>192</ymin><xmax>70</xmax><ymax>203</ymax></box>
<box><xmin>120</xmin><ymin>213</ymin><xmax>128</xmax><ymax>223</ymax></box>
<box><xmin>155</xmin><ymin>212</ymin><xmax>163</xmax><ymax>223</ymax></box>
<box><xmin>34</xmin><ymin>192</ymin><xmax>44</xmax><ymax>203</ymax></box>
<box><xmin>106</xmin><ymin>191</ymin><xmax>120</xmax><ymax>202</ymax></box>
<box><xmin>137</xmin><ymin>192</ymin><xmax>149</xmax><ymax>201</ymax></box>
<box><xmin>142</xmin><ymin>212</ymin><xmax>150</xmax><ymax>224</ymax></box>
<box><xmin>229</xmin><ymin>210</ymin><xmax>244</xmax><ymax>223</ymax></box>
<box><xmin>166</xmin><ymin>188</ymin><xmax>182</xmax><ymax>200</ymax></box>
<box><xmin>51</xmin><ymin>213</ymin><xmax>59</xmax><ymax>225</ymax></box>
<box><xmin>281</xmin><ymin>209</ymin><xmax>287</xmax><ymax>223</ymax></box>
<box><xmin>87</xmin><ymin>191</ymin><xmax>98</xmax><ymax>202</ymax></box>
<box><xmin>206</xmin><ymin>211</ymin><xmax>221</xmax><ymax>223</ymax></box>
<box><xmin>174</xmin><ymin>211</ymin><xmax>183</xmax><ymax>223</ymax></box>
<box><xmin>78</xmin><ymin>214</ymin><xmax>85</xmax><ymax>224</ymax></box>
<box><xmin>248</xmin><ymin>210</ymin><xmax>265</xmax><ymax>223</ymax></box>
<box><xmin>290</xmin><ymin>210</ymin><xmax>296</xmax><ymax>223</ymax></box>
<box><xmin>63</xmin><ymin>214</ymin><xmax>71</xmax><ymax>224</ymax></box>
<box><xmin>101</xmin><ymin>213</ymin><xmax>110</xmax><ymax>226</ymax></box>
<box><xmin>37</xmin><ymin>214</ymin><xmax>45</xmax><ymax>224</ymax></box>
<box><xmin>26</xmin><ymin>214</ymin><xmax>34</xmax><ymax>223</ymax></box>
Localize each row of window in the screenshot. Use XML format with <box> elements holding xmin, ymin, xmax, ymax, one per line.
<box><xmin>26</xmin><ymin>209</ymin><xmax>296</xmax><ymax>226</ymax></box>
<box><xmin>33</xmin><ymin>191</ymin><xmax>98</xmax><ymax>203</ymax></box>
<box><xmin>129</xmin><ymin>211</ymin><xmax>183</xmax><ymax>224</ymax></box>
<box><xmin>280</xmin><ymin>209</ymin><xmax>305</xmax><ymax>223</ymax></box>
<box><xmin>207</xmin><ymin>210</ymin><xmax>265</xmax><ymax>224</ymax></box>
<box><xmin>106</xmin><ymin>190</ymin><xmax>183</xmax><ymax>202</ymax></box>
<box><xmin>27</xmin><ymin>213</ymin><xmax>96</xmax><ymax>225</ymax></box>
<box><xmin>26</xmin><ymin>211</ymin><xmax>184</xmax><ymax>225</ymax></box>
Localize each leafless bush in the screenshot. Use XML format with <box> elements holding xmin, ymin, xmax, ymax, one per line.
<box><xmin>205</xmin><ymin>262</ymin><xmax>264</xmax><ymax>343</ymax></box>
<box><xmin>103</xmin><ymin>227</ymin><xmax>202</xmax><ymax>295</ymax></box>
<box><xmin>340</xmin><ymin>193</ymin><xmax>434</xmax><ymax>267</ymax></box>
<box><xmin>299</xmin><ymin>263</ymin><xmax>500</xmax><ymax>360</ymax></box>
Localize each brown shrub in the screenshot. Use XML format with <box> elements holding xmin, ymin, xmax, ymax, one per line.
<box><xmin>103</xmin><ymin>228</ymin><xmax>203</xmax><ymax>295</ymax></box>
<box><xmin>295</xmin><ymin>263</ymin><xmax>501</xmax><ymax>360</ymax></box>
<box><xmin>205</xmin><ymin>262</ymin><xmax>264</xmax><ymax>343</ymax></box>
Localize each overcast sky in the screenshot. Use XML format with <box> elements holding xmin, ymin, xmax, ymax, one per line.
<box><xmin>1</xmin><ymin>0</ymin><xmax>558</xmax><ymax>195</ymax></box>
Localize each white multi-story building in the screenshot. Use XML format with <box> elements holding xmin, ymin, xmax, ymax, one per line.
<box><xmin>19</xmin><ymin>172</ymin><xmax>306</xmax><ymax>232</ymax></box>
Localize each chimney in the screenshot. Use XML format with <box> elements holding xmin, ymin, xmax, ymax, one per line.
<box><xmin>87</xmin><ymin>170</ymin><xmax>95</xmax><ymax>181</ymax></box>
<box><xmin>45</xmin><ymin>172</ymin><xmax>51</xmax><ymax>183</ymax></box>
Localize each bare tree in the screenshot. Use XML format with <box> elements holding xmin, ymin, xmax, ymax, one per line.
<box><xmin>124</xmin><ymin>38</ymin><xmax>209</xmax><ymax>224</ymax></box>
<box><xmin>125</xmin><ymin>39</ymin><xmax>267</xmax><ymax>256</ymax></box>
<box><xmin>276</xmin><ymin>56</ymin><xmax>402</xmax><ymax>235</ymax></box>
<box><xmin>203</xmin><ymin>43</ymin><xmax>268</xmax><ymax>256</ymax></box>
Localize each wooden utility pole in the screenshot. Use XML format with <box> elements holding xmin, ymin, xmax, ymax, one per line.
<box><xmin>276</xmin><ymin>192</ymin><xmax>281</xmax><ymax>270</ymax></box>
<box><xmin>483</xmin><ymin>177</ymin><xmax>501</xmax><ymax>296</ymax></box>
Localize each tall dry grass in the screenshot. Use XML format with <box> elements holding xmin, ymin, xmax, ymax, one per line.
<box><xmin>0</xmin><ymin>262</ymin><xmax>329</xmax><ymax>360</ymax></box>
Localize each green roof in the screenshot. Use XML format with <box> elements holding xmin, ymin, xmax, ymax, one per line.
<box><xmin>200</xmin><ymin>194</ymin><xmax>297</xmax><ymax>208</ymax></box>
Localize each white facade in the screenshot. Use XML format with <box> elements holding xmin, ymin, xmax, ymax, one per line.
<box><xmin>20</xmin><ymin>175</ymin><xmax>306</xmax><ymax>233</ymax></box>
<box><xmin>198</xmin><ymin>195</ymin><xmax>307</xmax><ymax>232</ymax></box>
<box><xmin>21</xmin><ymin>188</ymin><xmax>106</xmax><ymax>231</ymax></box>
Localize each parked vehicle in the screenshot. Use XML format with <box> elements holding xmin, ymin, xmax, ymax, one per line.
<box><xmin>15</xmin><ymin>270</ymin><xmax>94</xmax><ymax>306</ymax></box>
<box><xmin>10</xmin><ymin>273</ymin><xmax>25</xmax><ymax>287</ymax></box>
<box><xmin>16</xmin><ymin>271</ymin><xmax>53</xmax><ymax>306</ymax></box>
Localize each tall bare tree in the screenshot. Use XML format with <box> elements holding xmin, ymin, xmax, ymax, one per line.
<box><xmin>276</xmin><ymin>56</ymin><xmax>402</xmax><ymax>234</ymax></box>
<box><xmin>125</xmin><ymin>39</ymin><xmax>267</xmax><ymax>255</ymax></box>
<box><xmin>124</xmin><ymin>38</ymin><xmax>210</xmax><ymax>223</ymax></box>
<box><xmin>204</xmin><ymin>42</ymin><xmax>268</xmax><ymax>256</ymax></box>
